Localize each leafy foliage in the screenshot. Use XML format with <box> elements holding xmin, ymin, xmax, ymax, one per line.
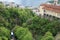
<box><xmin>14</xmin><ymin>26</ymin><xmax>33</xmax><ymax>40</ymax></box>
<box><xmin>22</xmin><ymin>16</ymin><xmax>60</xmax><ymax>39</ymax></box>
<box><xmin>0</xmin><ymin>4</ymin><xmax>35</xmax><ymax>30</ymax></box>
<box><xmin>0</xmin><ymin>27</ymin><xmax>10</xmax><ymax>40</ymax></box>
<box><xmin>0</xmin><ymin>3</ymin><xmax>60</xmax><ymax>40</ymax></box>
<box><xmin>41</xmin><ymin>31</ymin><xmax>54</xmax><ymax>40</ymax></box>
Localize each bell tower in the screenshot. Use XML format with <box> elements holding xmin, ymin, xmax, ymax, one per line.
<box><xmin>54</xmin><ymin>0</ymin><xmax>58</xmax><ymax>5</ymax></box>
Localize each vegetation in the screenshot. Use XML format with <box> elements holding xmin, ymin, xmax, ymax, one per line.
<box><xmin>41</xmin><ymin>31</ymin><xmax>54</xmax><ymax>40</ymax></box>
<box><xmin>14</xmin><ymin>26</ymin><xmax>33</xmax><ymax>40</ymax></box>
<box><xmin>0</xmin><ymin>4</ymin><xmax>60</xmax><ymax>40</ymax></box>
<box><xmin>0</xmin><ymin>27</ymin><xmax>10</xmax><ymax>40</ymax></box>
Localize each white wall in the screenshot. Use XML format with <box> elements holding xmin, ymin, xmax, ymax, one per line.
<box><xmin>39</xmin><ymin>6</ymin><xmax>44</xmax><ymax>16</ymax></box>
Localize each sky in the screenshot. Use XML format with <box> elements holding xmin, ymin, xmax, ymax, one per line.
<box><xmin>0</xmin><ymin>0</ymin><xmax>50</xmax><ymax>7</ymax></box>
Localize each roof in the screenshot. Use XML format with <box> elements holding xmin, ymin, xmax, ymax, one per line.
<box><xmin>41</xmin><ymin>4</ymin><xmax>60</xmax><ymax>13</ymax></box>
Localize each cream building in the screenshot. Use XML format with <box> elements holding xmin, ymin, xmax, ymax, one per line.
<box><xmin>39</xmin><ymin>0</ymin><xmax>60</xmax><ymax>19</ymax></box>
<box><xmin>39</xmin><ymin>4</ymin><xmax>60</xmax><ymax>19</ymax></box>
<box><xmin>55</xmin><ymin>33</ymin><xmax>60</xmax><ymax>40</ymax></box>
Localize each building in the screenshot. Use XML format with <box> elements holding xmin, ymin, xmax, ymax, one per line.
<box><xmin>32</xmin><ymin>8</ymin><xmax>40</xmax><ymax>15</ymax></box>
<box><xmin>55</xmin><ymin>32</ymin><xmax>60</xmax><ymax>40</ymax></box>
<box><xmin>8</xmin><ymin>2</ymin><xmax>16</xmax><ymax>7</ymax></box>
<box><xmin>0</xmin><ymin>1</ymin><xmax>19</xmax><ymax>8</ymax></box>
<box><xmin>39</xmin><ymin>0</ymin><xmax>60</xmax><ymax>19</ymax></box>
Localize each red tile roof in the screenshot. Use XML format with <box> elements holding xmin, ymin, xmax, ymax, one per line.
<box><xmin>41</xmin><ymin>4</ymin><xmax>60</xmax><ymax>13</ymax></box>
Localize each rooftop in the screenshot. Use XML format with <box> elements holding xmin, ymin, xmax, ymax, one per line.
<box><xmin>41</xmin><ymin>4</ymin><xmax>60</xmax><ymax>13</ymax></box>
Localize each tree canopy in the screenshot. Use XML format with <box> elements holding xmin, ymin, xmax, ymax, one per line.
<box><xmin>41</xmin><ymin>31</ymin><xmax>54</xmax><ymax>40</ymax></box>
<box><xmin>0</xmin><ymin>3</ymin><xmax>60</xmax><ymax>40</ymax></box>
<box><xmin>14</xmin><ymin>26</ymin><xmax>33</xmax><ymax>40</ymax></box>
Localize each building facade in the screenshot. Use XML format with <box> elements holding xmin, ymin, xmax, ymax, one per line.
<box><xmin>39</xmin><ymin>4</ymin><xmax>60</xmax><ymax>19</ymax></box>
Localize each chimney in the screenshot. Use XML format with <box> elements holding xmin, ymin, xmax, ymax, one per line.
<box><xmin>54</xmin><ymin>0</ymin><xmax>58</xmax><ymax>5</ymax></box>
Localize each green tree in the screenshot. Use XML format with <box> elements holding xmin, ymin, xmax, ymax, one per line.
<box><xmin>0</xmin><ymin>36</ymin><xmax>8</xmax><ymax>40</ymax></box>
<box><xmin>6</xmin><ymin>8</ymin><xmax>35</xmax><ymax>29</ymax></box>
<box><xmin>0</xmin><ymin>37</ymin><xmax>2</xmax><ymax>40</ymax></box>
<box><xmin>14</xmin><ymin>26</ymin><xmax>33</xmax><ymax>40</ymax></box>
<box><xmin>41</xmin><ymin>31</ymin><xmax>54</xmax><ymax>40</ymax></box>
<box><xmin>0</xmin><ymin>27</ymin><xmax>10</xmax><ymax>39</ymax></box>
<box><xmin>18</xmin><ymin>8</ymin><xmax>35</xmax><ymax>25</ymax></box>
<box><xmin>0</xmin><ymin>5</ymin><xmax>35</xmax><ymax>30</ymax></box>
<box><xmin>22</xmin><ymin>16</ymin><xmax>50</xmax><ymax>36</ymax></box>
<box><xmin>45</xmin><ymin>21</ymin><xmax>60</xmax><ymax>36</ymax></box>
<box><xmin>2</xmin><ymin>37</ymin><xmax>8</xmax><ymax>40</ymax></box>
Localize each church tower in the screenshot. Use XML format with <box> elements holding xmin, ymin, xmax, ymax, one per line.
<box><xmin>54</xmin><ymin>0</ymin><xmax>58</xmax><ymax>5</ymax></box>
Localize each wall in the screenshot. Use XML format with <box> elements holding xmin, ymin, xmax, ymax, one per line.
<box><xmin>39</xmin><ymin>6</ymin><xmax>44</xmax><ymax>16</ymax></box>
<box><xmin>39</xmin><ymin>5</ymin><xmax>60</xmax><ymax>18</ymax></box>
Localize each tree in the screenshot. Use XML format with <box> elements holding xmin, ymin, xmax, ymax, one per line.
<box><xmin>2</xmin><ymin>36</ymin><xmax>8</xmax><ymax>40</ymax></box>
<box><xmin>41</xmin><ymin>31</ymin><xmax>54</xmax><ymax>40</ymax></box>
<box><xmin>45</xmin><ymin>21</ymin><xmax>60</xmax><ymax>36</ymax></box>
<box><xmin>14</xmin><ymin>26</ymin><xmax>33</xmax><ymax>40</ymax></box>
<box><xmin>0</xmin><ymin>36</ymin><xmax>8</xmax><ymax>40</ymax></box>
<box><xmin>6</xmin><ymin>8</ymin><xmax>35</xmax><ymax>29</ymax></box>
<box><xmin>0</xmin><ymin>5</ymin><xmax>35</xmax><ymax>30</ymax></box>
<box><xmin>17</xmin><ymin>8</ymin><xmax>35</xmax><ymax>25</ymax></box>
<box><xmin>0</xmin><ymin>27</ymin><xmax>10</xmax><ymax>39</ymax></box>
<box><xmin>22</xmin><ymin>16</ymin><xmax>50</xmax><ymax>37</ymax></box>
<box><xmin>0</xmin><ymin>37</ymin><xmax>2</xmax><ymax>40</ymax></box>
